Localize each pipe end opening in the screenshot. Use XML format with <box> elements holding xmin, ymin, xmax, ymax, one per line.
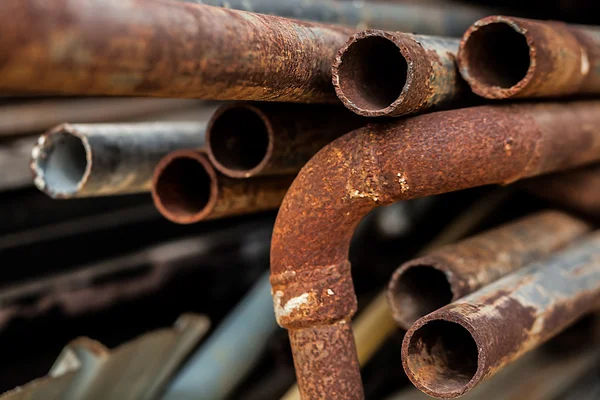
<box><xmin>462</xmin><ymin>22</ymin><xmax>531</xmax><ymax>90</ymax></box>
<box><xmin>336</xmin><ymin>36</ymin><xmax>407</xmax><ymax>112</ymax></box>
<box><xmin>391</xmin><ymin>265</ymin><xmax>453</xmax><ymax>327</ymax></box>
<box><xmin>406</xmin><ymin>320</ymin><xmax>479</xmax><ymax>396</ymax></box>
<box><xmin>209</xmin><ymin>107</ymin><xmax>270</xmax><ymax>175</ymax></box>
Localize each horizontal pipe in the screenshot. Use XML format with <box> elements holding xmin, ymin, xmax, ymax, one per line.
<box><xmin>457</xmin><ymin>16</ymin><xmax>600</xmax><ymax>99</ymax></box>
<box><xmin>152</xmin><ymin>150</ymin><xmax>293</xmax><ymax>224</ymax></box>
<box><xmin>332</xmin><ymin>31</ymin><xmax>465</xmax><ymax>117</ymax></box>
<box><xmin>270</xmin><ymin>101</ymin><xmax>600</xmax><ymax>399</ymax></box>
<box><xmin>206</xmin><ymin>102</ymin><xmax>365</xmax><ymax>178</ymax></box>
<box><xmin>524</xmin><ymin>164</ymin><xmax>600</xmax><ymax>218</ymax></box>
<box><xmin>183</xmin><ymin>0</ymin><xmax>493</xmax><ymax>37</ymax></box>
<box><xmin>402</xmin><ymin>231</ymin><xmax>600</xmax><ymax>398</ymax></box>
<box><xmin>387</xmin><ymin>211</ymin><xmax>590</xmax><ymax>329</ymax></box>
<box><xmin>0</xmin><ymin>0</ymin><xmax>352</xmax><ymax>103</ymax></box>
<box><xmin>30</xmin><ymin>122</ymin><xmax>206</xmax><ymax>198</ymax></box>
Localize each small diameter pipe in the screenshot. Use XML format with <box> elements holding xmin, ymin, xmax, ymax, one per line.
<box><xmin>332</xmin><ymin>31</ymin><xmax>465</xmax><ymax>117</ymax></box>
<box><xmin>457</xmin><ymin>16</ymin><xmax>600</xmax><ymax>99</ymax></box>
<box><xmin>387</xmin><ymin>211</ymin><xmax>590</xmax><ymax>330</ymax></box>
<box><xmin>206</xmin><ymin>103</ymin><xmax>365</xmax><ymax>178</ymax></box>
<box><xmin>30</xmin><ymin>123</ymin><xmax>205</xmax><ymax>199</ymax></box>
<box><xmin>0</xmin><ymin>0</ymin><xmax>353</xmax><ymax>103</ymax></box>
<box><xmin>152</xmin><ymin>150</ymin><xmax>293</xmax><ymax>224</ymax></box>
<box><xmin>164</xmin><ymin>272</ymin><xmax>277</xmax><ymax>400</ymax></box>
<box><xmin>524</xmin><ymin>164</ymin><xmax>600</xmax><ymax>218</ymax></box>
<box><xmin>402</xmin><ymin>232</ymin><xmax>600</xmax><ymax>399</ymax></box>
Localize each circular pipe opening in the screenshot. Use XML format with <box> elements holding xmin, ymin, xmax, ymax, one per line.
<box><xmin>462</xmin><ymin>22</ymin><xmax>530</xmax><ymax>89</ymax></box>
<box><xmin>208</xmin><ymin>107</ymin><xmax>270</xmax><ymax>174</ymax></box>
<box><xmin>35</xmin><ymin>132</ymin><xmax>89</xmax><ymax>196</ymax></box>
<box><xmin>406</xmin><ymin>320</ymin><xmax>479</xmax><ymax>394</ymax></box>
<box><xmin>154</xmin><ymin>155</ymin><xmax>214</xmax><ymax>220</ymax></box>
<box><xmin>391</xmin><ymin>265</ymin><xmax>453</xmax><ymax>327</ymax></box>
<box><xmin>336</xmin><ymin>36</ymin><xmax>407</xmax><ymax>111</ymax></box>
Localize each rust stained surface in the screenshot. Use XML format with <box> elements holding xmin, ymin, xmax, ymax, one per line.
<box><xmin>458</xmin><ymin>16</ymin><xmax>600</xmax><ymax>99</ymax></box>
<box><xmin>402</xmin><ymin>232</ymin><xmax>600</xmax><ymax>398</ymax></box>
<box><xmin>332</xmin><ymin>30</ymin><xmax>466</xmax><ymax>117</ymax></box>
<box><xmin>206</xmin><ymin>102</ymin><xmax>365</xmax><ymax>178</ymax></box>
<box><xmin>0</xmin><ymin>0</ymin><xmax>354</xmax><ymax>103</ymax></box>
<box><xmin>270</xmin><ymin>101</ymin><xmax>600</xmax><ymax>399</ymax></box>
<box><xmin>388</xmin><ymin>211</ymin><xmax>591</xmax><ymax>330</ymax></box>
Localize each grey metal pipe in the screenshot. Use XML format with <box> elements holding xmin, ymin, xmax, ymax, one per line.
<box><xmin>30</xmin><ymin>122</ymin><xmax>206</xmax><ymax>199</ymax></box>
<box><xmin>164</xmin><ymin>272</ymin><xmax>277</xmax><ymax>400</ymax></box>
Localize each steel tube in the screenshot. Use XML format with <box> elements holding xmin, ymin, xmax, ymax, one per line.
<box><xmin>402</xmin><ymin>232</ymin><xmax>600</xmax><ymax>398</ymax></box>
<box><xmin>206</xmin><ymin>102</ymin><xmax>365</xmax><ymax>178</ymax></box>
<box><xmin>183</xmin><ymin>0</ymin><xmax>492</xmax><ymax>37</ymax></box>
<box><xmin>30</xmin><ymin>122</ymin><xmax>205</xmax><ymax>199</ymax></box>
<box><xmin>457</xmin><ymin>16</ymin><xmax>600</xmax><ymax>99</ymax></box>
<box><xmin>152</xmin><ymin>150</ymin><xmax>293</xmax><ymax>224</ymax></box>
<box><xmin>525</xmin><ymin>164</ymin><xmax>600</xmax><ymax>218</ymax></box>
<box><xmin>332</xmin><ymin>31</ymin><xmax>465</xmax><ymax>117</ymax></box>
<box><xmin>0</xmin><ymin>0</ymin><xmax>353</xmax><ymax>103</ymax></box>
<box><xmin>387</xmin><ymin>211</ymin><xmax>590</xmax><ymax>329</ymax></box>
<box><xmin>270</xmin><ymin>101</ymin><xmax>600</xmax><ymax>399</ymax></box>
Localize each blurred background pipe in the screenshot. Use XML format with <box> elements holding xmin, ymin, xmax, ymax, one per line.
<box><xmin>30</xmin><ymin>123</ymin><xmax>206</xmax><ymax>199</ymax></box>
<box><xmin>206</xmin><ymin>103</ymin><xmax>365</xmax><ymax>178</ymax></box>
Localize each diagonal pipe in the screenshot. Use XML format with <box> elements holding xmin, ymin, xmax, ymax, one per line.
<box><xmin>270</xmin><ymin>101</ymin><xmax>600</xmax><ymax>399</ymax></box>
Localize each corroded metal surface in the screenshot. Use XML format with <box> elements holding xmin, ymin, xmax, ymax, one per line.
<box><xmin>458</xmin><ymin>16</ymin><xmax>600</xmax><ymax>99</ymax></box>
<box><xmin>152</xmin><ymin>150</ymin><xmax>293</xmax><ymax>224</ymax></box>
<box><xmin>0</xmin><ymin>0</ymin><xmax>353</xmax><ymax>103</ymax></box>
<box><xmin>402</xmin><ymin>232</ymin><xmax>600</xmax><ymax>398</ymax></box>
<box><xmin>270</xmin><ymin>101</ymin><xmax>600</xmax><ymax>399</ymax></box>
<box><xmin>387</xmin><ymin>211</ymin><xmax>591</xmax><ymax>330</ymax></box>
<box><xmin>30</xmin><ymin>122</ymin><xmax>206</xmax><ymax>198</ymax></box>
<box><xmin>525</xmin><ymin>164</ymin><xmax>600</xmax><ymax>218</ymax></box>
<box><xmin>184</xmin><ymin>0</ymin><xmax>492</xmax><ymax>36</ymax></box>
<box><xmin>333</xmin><ymin>31</ymin><xmax>466</xmax><ymax>117</ymax></box>
<box><xmin>206</xmin><ymin>102</ymin><xmax>365</xmax><ymax>178</ymax></box>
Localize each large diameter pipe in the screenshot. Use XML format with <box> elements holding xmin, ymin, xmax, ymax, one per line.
<box><xmin>525</xmin><ymin>164</ymin><xmax>600</xmax><ymax>218</ymax></box>
<box><xmin>387</xmin><ymin>211</ymin><xmax>591</xmax><ymax>330</ymax></box>
<box><xmin>332</xmin><ymin>31</ymin><xmax>466</xmax><ymax>117</ymax></box>
<box><xmin>206</xmin><ymin>103</ymin><xmax>365</xmax><ymax>178</ymax></box>
<box><xmin>0</xmin><ymin>0</ymin><xmax>353</xmax><ymax>103</ymax></box>
<box><xmin>152</xmin><ymin>150</ymin><xmax>293</xmax><ymax>224</ymax></box>
<box><xmin>30</xmin><ymin>122</ymin><xmax>205</xmax><ymax>199</ymax></box>
<box><xmin>183</xmin><ymin>0</ymin><xmax>493</xmax><ymax>37</ymax></box>
<box><xmin>457</xmin><ymin>16</ymin><xmax>600</xmax><ymax>99</ymax></box>
<box><xmin>270</xmin><ymin>101</ymin><xmax>600</xmax><ymax>400</ymax></box>
<box><xmin>402</xmin><ymin>232</ymin><xmax>600</xmax><ymax>399</ymax></box>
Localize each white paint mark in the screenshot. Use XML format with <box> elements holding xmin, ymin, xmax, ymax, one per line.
<box><xmin>327</xmin><ymin>289</ymin><xmax>334</xmax><ymax>295</ymax></box>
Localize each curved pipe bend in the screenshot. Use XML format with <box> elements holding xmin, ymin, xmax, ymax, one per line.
<box><xmin>270</xmin><ymin>101</ymin><xmax>600</xmax><ymax>400</ymax></box>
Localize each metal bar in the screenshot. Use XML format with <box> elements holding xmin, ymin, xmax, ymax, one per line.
<box><xmin>457</xmin><ymin>16</ymin><xmax>600</xmax><ymax>99</ymax></box>
<box><xmin>402</xmin><ymin>232</ymin><xmax>600</xmax><ymax>398</ymax></box>
<box><xmin>206</xmin><ymin>102</ymin><xmax>365</xmax><ymax>178</ymax></box>
<box><xmin>0</xmin><ymin>0</ymin><xmax>353</xmax><ymax>103</ymax></box>
<box><xmin>387</xmin><ymin>211</ymin><xmax>591</xmax><ymax>329</ymax></box>
<box><xmin>152</xmin><ymin>149</ymin><xmax>293</xmax><ymax>224</ymax></box>
<box><xmin>333</xmin><ymin>31</ymin><xmax>465</xmax><ymax>117</ymax></box>
<box><xmin>30</xmin><ymin>122</ymin><xmax>206</xmax><ymax>198</ymax></box>
<box><xmin>270</xmin><ymin>101</ymin><xmax>600</xmax><ymax>399</ymax></box>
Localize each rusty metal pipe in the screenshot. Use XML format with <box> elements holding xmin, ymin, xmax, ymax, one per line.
<box><xmin>0</xmin><ymin>0</ymin><xmax>353</xmax><ymax>103</ymax></box>
<box><xmin>525</xmin><ymin>164</ymin><xmax>600</xmax><ymax>218</ymax></box>
<box><xmin>387</xmin><ymin>211</ymin><xmax>590</xmax><ymax>330</ymax></box>
<box><xmin>457</xmin><ymin>16</ymin><xmax>600</xmax><ymax>99</ymax></box>
<box><xmin>206</xmin><ymin>103</ymin><xmax>365</xmax><ymax>178</ymax></box>
<box><xmin>152</xmin><ymin>150</ymin><xmax>293</xmax><ymax>224</ymax></box>
<box><xmin>332</xmin><ymin>31</ymin><xmax>465</xmax><ymax>117</ymax></box>
<box><xmin>402</xmin><ymin>231</ymin><xmax>600</xmax><ymax>399</ymax></box>
<box><xmin>270</xmin><ymin>101</ymin><xmax>600</xmax><ymax>400</ymax></box>
<box><xmin>30</xmin><ymin>122</ymin><xmax>206</xmax><ymax>199</ymax></box>
<box><xmin>183</xmin><ymin>0</ymin><xmax>493</xmax><ymax>37</ymax></box>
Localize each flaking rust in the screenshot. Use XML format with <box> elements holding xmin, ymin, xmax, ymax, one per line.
<box><xmin>270</xmin><ymin>101</ymin><xmax>600</xmax><ymax>399</ymax></box>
